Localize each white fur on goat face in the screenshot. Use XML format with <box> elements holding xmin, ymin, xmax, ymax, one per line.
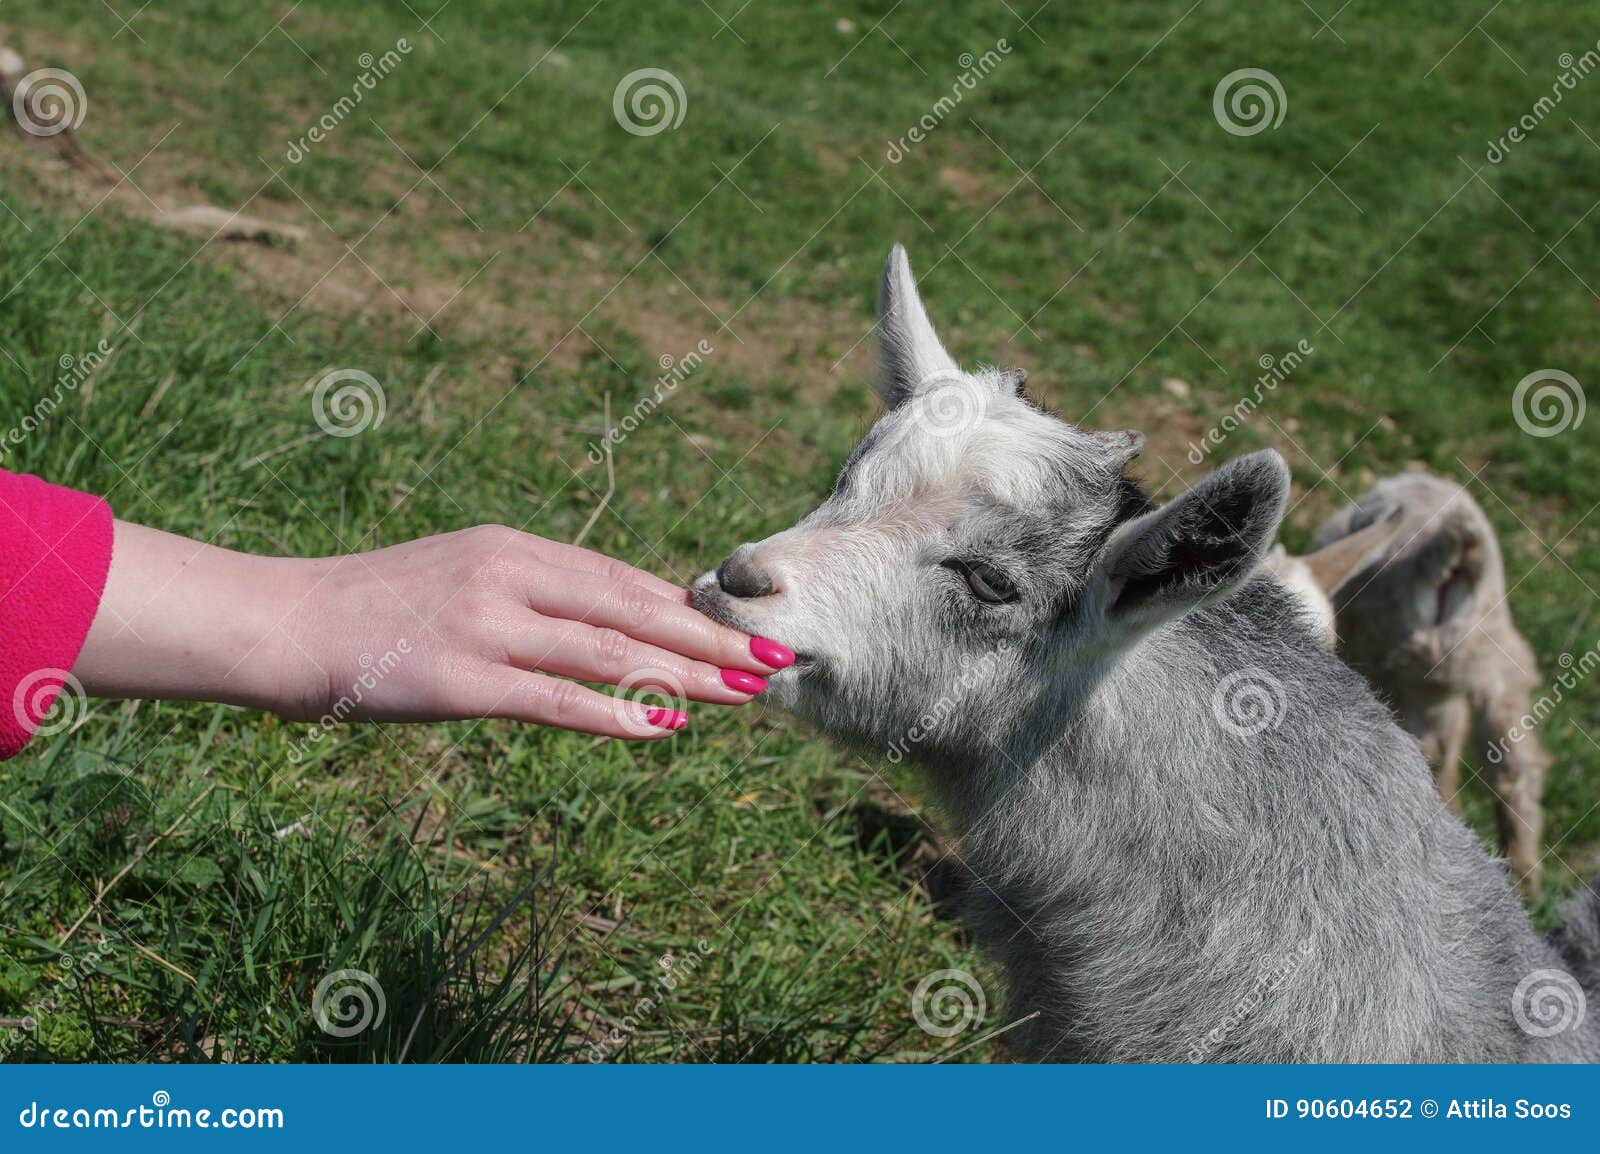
<box><xmin>713</xmin><ymin>382</ymin><xmax>1102</xmax><ymax>690</ymax></box>
<box><xmin>690</xmin><ymin>248</ymin><xmax>1146</xmax><ymax>751</ymax></box>
<box><xmin>693</xmin><ymin>246</ymin><xmax>1288</xmax><ymax>761</ymax></box>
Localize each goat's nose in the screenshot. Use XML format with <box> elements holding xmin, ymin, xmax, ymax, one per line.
<box><xmin>717</xmin><ymin>544</ymin><xmax>775</xmax><ymax>599</ymax></box>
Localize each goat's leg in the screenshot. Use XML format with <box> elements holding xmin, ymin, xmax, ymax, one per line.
<box><xmin>1412</xmin><ymin>695</ymin><xmax>1470</xmax><ymax>813</ymax></box>
<box><xmin>1475</xmin><ymin>688</ymin><xmax>1550</xmax><ymax>897</ymax></box>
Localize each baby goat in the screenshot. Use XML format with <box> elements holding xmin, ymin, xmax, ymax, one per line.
<box><xmin>1259</xmin><ymin>513</ymin><xmax>1403</xmax><ymax>650</ymax></box>
<box><xmin>1311</xmin><ymin>473</ymin><xmax>1553</xmax><ymax>895</ymax></box>
<box><xmin>692</xmin><ymin>247</ymin><xmax>1599</xmax><ymax>1061</ymax></box>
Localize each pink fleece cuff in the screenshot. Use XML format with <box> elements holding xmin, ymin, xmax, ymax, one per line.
<box><xmin>0</xmin><ymin>470</ymin><xmax>114</xmax><ymax>758</ymax></box>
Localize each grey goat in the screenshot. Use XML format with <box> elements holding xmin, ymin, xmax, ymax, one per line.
<box><xmin>691</xmin><ymin>247</ymin><xmax>1600</xmax><ymax>1062</ymax></box>
<box><xmin>1312</xmin><ymin>474</ymin><xmax>1552</xmax><ymax>896</ymax></box>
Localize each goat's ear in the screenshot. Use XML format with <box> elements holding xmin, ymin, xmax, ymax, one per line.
<box><xmin>874</xmin><ymin>244</ymin><xmax>959</xmax><ymax>407</ymax></box>
<box><xmin>1300</xmin><ymin>505</ymin><xmax>1402</xmax><ymax>596</ymax></box>
<box><xmin>1092</xmin><ymin>449</ymin><xmax>1290</xmax><ymax>628</ymax></box>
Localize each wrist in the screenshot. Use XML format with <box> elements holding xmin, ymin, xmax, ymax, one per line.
<box><xmin>209</xmin><ymin>549</ymin><xmax>324</xmax><ymax>717</ymax></box>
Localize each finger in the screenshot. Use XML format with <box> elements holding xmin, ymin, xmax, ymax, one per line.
<box><xmin>508</xmin><ymin>615</ymin><xmax>764</xmax><ymax>704</ymax></box>
<box><xmin>525</xmin><ymin>537</ymin><xmax>687</xmax><ymax>601</ymax></box>
<box><xmin>481</xmin><ymin>667</ymin><xmax>689</xmax><ymax>740</ymax></box>
<box><xmin>525</xmin><ymin>565</ymin><xmax>792</xmax><ymax>674</ymax></box>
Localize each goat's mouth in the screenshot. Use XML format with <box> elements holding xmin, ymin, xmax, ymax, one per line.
<box><xmin>688</xmin><ymin>580</ymin><xmax>746</xmax><ymax>629</ymax></box>
<box><xmin>689</xmin><ymin>581</ymin><xmax>816</xmax><ymax>671</ymax></box>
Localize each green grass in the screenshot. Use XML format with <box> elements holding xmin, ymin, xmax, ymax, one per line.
<box><xmin>1</xmin><ymin>0</ymin><xmax>1598</xmax><ymax>1061</ymax></box>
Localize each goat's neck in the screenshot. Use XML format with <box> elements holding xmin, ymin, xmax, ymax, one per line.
<box><xmin>936</xmin><ymin>631</ymin><xmax>1234</xmax><ymax>873</ymax></box>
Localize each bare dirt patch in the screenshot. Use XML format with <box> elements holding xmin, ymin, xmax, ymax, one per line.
<box><xmin>938</xmin><ymin>165</ymin><xmax>989</xmax><ymax>206</ymax></box>
<box><xmin>1</xmin><ymin>73</ymin><xmax>1191</xmax><ymax>488</ymax></box>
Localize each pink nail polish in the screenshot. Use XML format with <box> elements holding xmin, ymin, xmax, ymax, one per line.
<box><xmin>750</xmin><ymin>637</ymin><xmax>795</xmax><ymax>669</ymax></box>
<box><xmin>646</xmin><ymin>707</ymin><xmax>688</xmax><ymax>731</ymax></box>
<box><xmin>721</xmin><ymin>668</ymin><xmax>768</xmax><ymax>695</ymax></box>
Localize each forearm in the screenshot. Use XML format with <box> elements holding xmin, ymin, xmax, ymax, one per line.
<box><xmin>74</xmin><ymin>521</ymin><xmax>313</xmax><ymax>715</ymax></box>
<box><xmin>67</xmin><ymin>519</ymin><xmax>784</xmax><ymax>739</ymax></box>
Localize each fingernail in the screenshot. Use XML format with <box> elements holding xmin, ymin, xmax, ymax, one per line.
<box><xmin>750</xmin><ymin>637</ymin><xmax>795</xmax><ymax>669</ymax></box>
<box><xmin>646</xmin><ymin>707</ymin><xmax>688</xmax><ymax>731</ymax></box>
<box><xmin>721</xmin><ymin>668</ymin><xmax>768</xmax><ymax>695</ymax></box>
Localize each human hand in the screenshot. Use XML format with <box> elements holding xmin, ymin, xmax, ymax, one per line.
<box><xmin>74</xmin><ymin>522</ymin><xmax>795</xmax><ymax>740</ymax></box>
<box><xmin>283</xmin><ymin>524</ymin><xmax>795</xmax><ymax>737</ymax></box>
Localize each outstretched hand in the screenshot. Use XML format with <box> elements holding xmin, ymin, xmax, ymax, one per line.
<box><xmin>74</xmin><ymin>522</ymin><xmax>794</xmax><ymax>740</ymax></box>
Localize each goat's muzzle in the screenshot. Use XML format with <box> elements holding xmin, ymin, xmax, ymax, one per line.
<box><xmin>716</xmin><ymin>544</ymin><xmax>776</xmax><ymax>599</ymax></box>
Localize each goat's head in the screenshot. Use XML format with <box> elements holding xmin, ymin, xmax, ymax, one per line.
<box><xmin>1312</xmin><ymin>474</ymin><xmax>1495</xmax><ymax>665</ymax></box>
<box><xmin>1261</xmin><ymin>508</ymin><xmax>1405</xmax><ymax>649</ymax></box>
<box><xmin>691</xmin><ymin>247</ymin><xmax>1291</xmax><ymax>759</ymax></box>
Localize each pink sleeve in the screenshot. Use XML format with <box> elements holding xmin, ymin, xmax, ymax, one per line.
<box><xmin>0</xmin><ymin>470</ymin><xmax>114</xmax><ymax>759</ymax></box>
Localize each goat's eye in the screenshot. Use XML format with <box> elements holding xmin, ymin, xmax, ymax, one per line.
<box><xmin>945</xmin><ymin>560</ymin><xmax>1019</xmax><ymax>604</ymax></box>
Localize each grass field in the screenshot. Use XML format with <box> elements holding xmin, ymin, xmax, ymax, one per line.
<box><xmin>1</xmin><ymin>0</ymin><xmax>1597</xmax><ymax>1062</ymax></box>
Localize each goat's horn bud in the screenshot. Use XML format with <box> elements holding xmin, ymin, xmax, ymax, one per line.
<box><xmin>1091</xmin><ymin>428</ymin><xmax>1145</xmax><ymax>463</ymax></box>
